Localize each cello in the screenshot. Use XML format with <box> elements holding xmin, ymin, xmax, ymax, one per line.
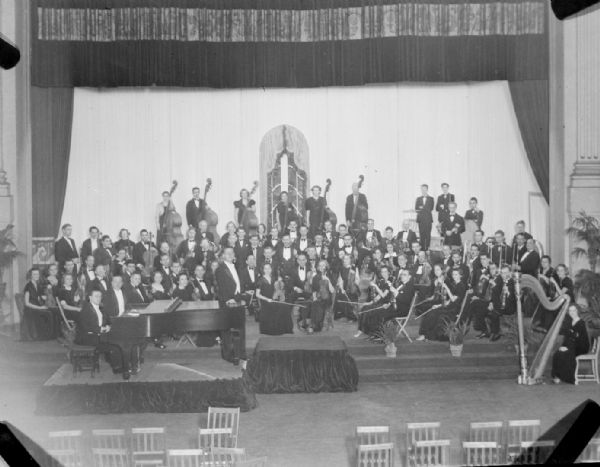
<box><xmin>202</xmin><ymin>178</ymin><xmax>221</xmax><ymax>246</ymax></box>
<box><xmin>163</xmin><ymin>180</ymin><xmax>184</xmax><ymax>252</ymax></box>
<box><xmin>240</xmin><ymin>181</ymin><xmax>259</xmax><ymax>234</ymax></box>
<box><xmin>320</xmin><ymin>178</ymin><xmax>338</xmax><ymax>229</ymax></box>
<box><xmin>142</xmin><ymin>232</ymin><xmax>159</xmax><ymax>281</ymax></box>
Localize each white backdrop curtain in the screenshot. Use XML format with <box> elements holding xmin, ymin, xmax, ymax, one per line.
<box><xmin>61</xmin><ymin>81</ymin><xmax>543</xmax><ymax>244</ymax></box>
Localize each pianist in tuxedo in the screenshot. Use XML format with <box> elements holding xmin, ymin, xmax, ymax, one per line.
<box><xmin>415</xmin><ymin>184</ymin><xmax>434</xmax><ymax>251</ymax></box>
<box><xmin>93</xmin><ymin>235</ymin><xmax>114</xmax><ymax>269</ymax></box>
<box><xmin>102</xmin><ymin>275</ymin><xmax>128</xmax><ymax>319</ymax></box>
<box><xmin>358</xmin><ymin>219</ymin><xmax>382</xmax><ymax>251</ymax></box>
<box><xmin>518</xmin><ymin>238</ymin><xmax>541</xmax><ymax>276</ymax></box>
<box><xmin>396</xmin><ymin>220</ymin><xmax>418</xmax><ymax>254</ymax></box>
<box><xmin>345</xmin><ymin>182</ymin><xmax>369</xmax><ymax>233</ymax></box>
<box><xmin>294</xmin><ymin>225</ymin><xmax>312</xmax><ymax>254</ymax></box>
<box><xmin>191</xmin><ymin>264</ymin><xmax>214</xmax><ymax>300</ymax></box>
<box><xmin>214</xmin><ymin>247</ymin><xmax>247</xmax><ymax>365</ymax></box>
<box><xmin>440</xmin><ymin>202</ymin><xmax>465</xmax><ymax>247</ymax></box>
<box><xmin>435</xmin><ymin>183</ymin><xmax>455</xmax><ymax>222</ymax></box>
<box><xmin>172</xmin><ymin>273</ymin><xmax>195</xmax><ymax>301</ymax></box>
<box><xmin>195</xmin><ymin>220</ymin><xmax>215</xmax><ymax>244</ymax></box>
<box><xmin>176</xmin><ymin>227</ymin><xmax>202</xmax><ymax>274</ymax></box>
<box><xmin>55</xmin><ymin>223</ymin><xmax>80</xmax><ymax>271</ymax></box>
<box><xmin>75</xmin><ymin>289</ymin><xmax>123</xmax><ymax>370</ymax></box>
<box><xmin>185</xmin><ymin>186</ymin><xmax>206</xmax><ymax>229</ymax></box>
<box><xmin>491</xmin><ymin>230</ymin><xmax>512</xmax><ymax>267</ymax></box>
<box><xmin>80</xmin><ymin>226</ymin><xmax>101</xmax><ymax>262</ymax></box>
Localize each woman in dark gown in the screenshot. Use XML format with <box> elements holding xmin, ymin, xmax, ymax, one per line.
<box><xmin>275</xmin><ymin>191</ymin><xmax>298</xmax><ymax>231</ymax></box>
<box><xmin>234</xmin><ymin>189</ymin><xmax>256</xmax><ymax>227</ymax></box>
<box><xmin>57</xmin><ymin>273</ymin><xmax>82</xmax><ymax>321</ymax></box>
<box><xmin>256</xmin><ymin>263</ymin><xmax>293</xmax><ymax>335</ymax></box>
<box><xmin>149</xmin><ymin>271</ymin><xmax>171</xmax><ymax>300</ymax></box>
<box><xmin>552</xmin><ymin>304</ymin><xmax>590</xmax><ymax>384</ymax></box>
<box><xmin>22</xmin><ymin>268</ymin><xmax>54</xmax><ymax>341</ymax></box>
<box><xmin>309</xmin><ymin>260</ymin><xmax>336</xmax><ymax>333</ymax></box>
<box><xmin>555</xmin><ymin>264</ymin><xmax>575</xmax><ymax>301</ymax></box>
<box><xmin>356</xmin><ymin>266</ymin><xmax>396</xmax><ymax>338</ymax></box>
<box><xmin>171</xmin><ymin>273</ymin><xmax>194</xmax><ymax>301</ymax></box>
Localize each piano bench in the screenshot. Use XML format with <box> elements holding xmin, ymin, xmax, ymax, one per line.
<box><xmin>68</xmin><ymin>345</ymin><xmax>100</xmax><ymax>378</ymax></box>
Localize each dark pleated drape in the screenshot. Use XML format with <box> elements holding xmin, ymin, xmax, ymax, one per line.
<box><xmin>31</xmin><ymin>87</ymin><xmax>74</xmax><ymax>237</ymax></box>
<box><xmin>508</xmin><ymin>80</ymin><xmax>549</xmax><ymax>202</ymax></box>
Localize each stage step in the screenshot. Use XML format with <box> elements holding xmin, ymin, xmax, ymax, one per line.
<box><xmin>358</xmin><ymin>365</ymin><xmax>520</xmax><ymax>383</ymax></box>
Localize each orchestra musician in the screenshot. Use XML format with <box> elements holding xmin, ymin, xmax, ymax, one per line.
<box><xmin>261</xmin><ymin>246</ymin><xmax>280</xmax><ymax>278</ymax></box>
<box><xmin>155</xmin><ymin>190</ymin><xmax>173</xmax><ymax>244</ymax></box>
<box><xmin>285</xmin><ymin>220</ymin><xmax>299</xmax><ymax>242</ymax></box>
<box><xmin>518</xmin><ymin>238</ymin><xmax>541</xmax><ymax>276</ymax></box>
<box><xmin>308</xmin><ymin>259</ymin><xmax>336</xmax><ymax>333</ymax></box>
<box><xmin>435</xmin><ymin>183</ymin><xmax>455</xmax><ymax>222</ymax></box>
<box><xmin>264</xmin><ymin>226</ymin><xmax>281</xmax><ymax>250</ymax></box>
<box><xmin>214</xmin><ymin>247</ymin><xmax>247</xmax><ymax>366</ymax></box>
<box><xmin>345</xmin><ymin>182</ymin><xmax>369</xmax><ymax>234</ymax></box>
<box><xmin>171</xmin><ymin>272</ymin><xmax>195</xmax><ymax>301</ymax></box>
<box><xmin>305</xmin><ymin>185</ymin><xmax>327</xmax><ymax>237</ymax></box>
<box><xmin>234</xmin><ymin>188</ymin><xmax>256</xmax><ymax>227</ymax></box>
<box><xmin>126</xmin><ymin>271</ymin><xmax>151</xmax><ymax>305</ymax></box>
<box><xmin>54</xmin><ymin>223</ymin><xmax>80</xmax><ymax>272</ymax></box>
<box><xmin>440</xmin><ymin>202</ymin><xmax>465</xmax><ymax>247</ymax></box>
<box><xmin>391</xmin><ymin>269</ymin><xmax>415</xmax><ymax>317</ymax></box>
<box><xmin>487</xmin><ymin>265</ymin><xmax>517</xmax><ymax>341</ymax></box>
<box><xmin>256</xmin><ymin>262</ymin><xmax>294</xmax><ymax>335</ymax></box>
<box><xmin>113</xmin><ymin>229</ymin><xmax>135</xmax><ymax>259</ymax></box>
<box><xmin>57</xmin><ymin>273</ymin><xmax>82</xmax><ymax>321</ymax></box>
<box><xmin>467</xmin><ymin>254</ymin><xmax>494</xmax><ymax>337</ymax></box>
<box><xmin>294</xmin><ymin>224</ymin><xmax>312</xmax><ymax>254</ymax></box>
<box><xmin>511</xmin><ymin>220</ymin><xmax>533</xmax><ymax>247</ymax></box>
<box><xmin>415</xmin><ymin>184</ymin><xmax>434</xmax><ymax>251</ymax></box>
<box><xmin>322</xmin><ymin>220</ymin><xmax>336</xmax><ymax>248</ymax></box>
<box><xmin>357</xmin><ymin>219</ymin><xmax>382</xmax><ymax>250</ymax></box>
<box><xmin>176</xmin><ymin>227</ymin><xmax>202</xmax><ymax>274</ymax></box>
<box><xmin>464</xmin><ymin>197</ymin><xmax>484</xmax><ymax>229</ymax></box>
<box><xmin>219</xmin><ymin>222</ymin><xmax>238</xmax><ymax>248</ymax></box>
<box><xmin>89</xmin><ymin>265</ymin><xmax>109</xmax><ymax>296</ymax></box>
<box><xmin>275</xmin><ymin>191</ymin><xmax>299</xmax><ymax>232</ymax></box>
<box><xmin>512</xmin><ymin>233</ymin><xmax>527</xmax><ymax>267</ymax></box>
<box><xmin>132</xmin><ymin>230</ymin><xmax>156</xmax><ymax>270</ymax></box>
<box><xmin>355</xmin><ymin>265</ymin><xmax>396</xmax><ymax>338</ymax></box>
<box><xmin>491</xmin><ymin>230</ymin><xmax>512</xmax><ymax>267</ymax></box>
<box><xmin>102</xmin><ymin>275</ymin><xmax>128</xmax><ymax>319</ymax></box>
<box><xmin>80</xmin><ymin>226</ymin><xmax>101</xmax><ymax>262</ymax></box>
<box><xmin>276</xmin><ymin>234</ymin><xmax>298</xmax><ymax>279</ymax></box>
<box><xmin>152</xmin><ymin>241</ymin><xmax>177</xmax><ymax>270</ymax></box>
<box><xmin>256</xmin><ymin>224</ymin><xmax>268</xmax><ymax>248</ymax></box>
<box><xmin>186</xmin><ymin>186</ymin><xmax>207</xmax><ymax>229</ymax></box>
<box><xmin>395</xmin><ymin>220</ymin><xmax>418</xmax><ymax>254</ymax></box>
<box><xmin>191</xmin><ymin>264</ymin><xmax>214</xmax><ymax>301</ymax></box>
<box><xmin>93</xmin><ymin>235</ymin><xmax>113</xmax><ymax>268</ymax></box>
<box><xmin>195</xmin><ymin>219</ymin><xmax>215</xmax><ymax>243</ymax></box>
<box><xmin>149</xmin><ymin>271</ymin><xmax>170</xmax><ymax>300</ymax></box>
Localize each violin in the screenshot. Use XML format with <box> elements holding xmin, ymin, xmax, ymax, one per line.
<box><xmin>321</xmin><ymin>178</ymin><xmax>337</xmax><ymax>229</ymax></box>
<box><xmin>163</xmin><ymin>181</ymin><xmax>184</xmax><ymax>252</ymax></box>
<box><xmin>273</xmin><ymin>277</ymin><xmax>286</xmax><ymax>301</ymax></box>
<box><xmin>318</xmin><ymin>275</ymin><xmax>332</xmax><ymax>301</ymax></box>
<box><xmin>202</xmin><ymin>178</ymin><xmax>221</xmax><ymax>245</ymax></box>
<box><xmin>241</xmin><ymin>181</ymin><xmax>259</xmax><ymax>234</ymax></box>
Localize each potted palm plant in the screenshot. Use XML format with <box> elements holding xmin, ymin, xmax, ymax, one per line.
<box><xmin>567</xmin><ymin>211</ymin><xmax>600</xmax><ymax>273</ymax></box>
<box><xmin>0</xmin><ymin>225</ymin><xmax>22</xmax><ymax>323</ymax></box>
<box><xmin>376</xmin><ymin>321</ymin><xmax>400</xmax><ymax>357</ymax></box>
<box><xmin>442</xmin><ymin>318</ymin><xmax>468</xmax><ymax>357</ymax></box>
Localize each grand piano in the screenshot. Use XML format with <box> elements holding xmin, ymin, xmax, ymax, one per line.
<box><xmin>100</xmin><ymin>299</ymin><xmax>246</xmax><ymax>379</ymax></box>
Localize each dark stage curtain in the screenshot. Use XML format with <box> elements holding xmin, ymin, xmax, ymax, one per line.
<box><xmin>508</xmin><ymin>80</ymin><xmax>549</xmax><ymax>201</ymax></box>
<box><xmin>31</xmin><ymin>87</ymin><xmax>74</xmax><ymax>237</ymax></box>
<box><xmin>31</xmin><ymin>0</ymin><xmax>548</xmax><ymax>87</ymax></box>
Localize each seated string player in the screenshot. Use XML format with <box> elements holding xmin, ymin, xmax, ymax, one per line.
<box><xmin>355</xmin><ymin>265</ymin><xmax>396</xmax><ymax>339</ymax></box>
<box><xmin>414</xmin><ymin>263</ymin><xmax>446</xmax><ymax>317</ymax></box>
<box><xmin>440</xmin><ymin>245</ymin><xmax>453</xmax><ymax>273</ymax></box>
<box><xmin>412</xmin><ymin>251</ymin><xmax>432</xmax><ymax>293</ymax></box>
<box><xmin>358</xmin><ymin>218</ymin><xmax>382</xmax><ymax>251</ymax></box>
<box><xmin>334</xmin><ymin>254</ymin><xmax>360</xmax><ymax>321</ymax></box>
<box><xmin>466</xmin><ymin>255</ymin><xmax>494</xmax><ymax>334</ymax></box>
<box><xmin>382</xmin><ymin>226</ymin><xmax>396</xmax><ymax>253</ymax></box>
<box><xmin>287</xmin><ymin>253</ymin><xmax>314</xmax><ymax>331</ymax></box>
<box><xmin>265</xmin><ymin>226</ymin><xmax>281</xmax><ymax>251</ymax></box>
<box><xmin>392</xmin><ymin>269</ymin><xmax>415</xmax><ymax>318</ymax></box>
<box><xmin>285</xmin><ymin>220</ymin><xmax>299</xmax><ymax>242</ymax></box>
<box><xmin>191</xmin><ymin>264</ymin><xmax>214</xmax><ymax>301</ymax></box>
<box><xmin>219</xmin><ymin>221</ymin><xmax>237</xmax><ymax>249</ymax></box>
<box><xmin>275</xmin><ymin>233</ymin><xmax>297</xmax><ymax>279</ymax></box>
<box><xmin>172</xmin><ymin>272</ymin><xmax>194</xmax><ymax>301</ymax></box>
<box><xmin>334</xmin><ymin>224</ymin><xmax>349</xmax><ymax>252</ymax></box>
<box><xmin>176</xmin><ymin>227</ymin><xmax>201</xmax><ymax>274</ymax></box>
<box><xmin>93</xmin><ymin>235</ymin><xmax>114</xmax><ymax>269</ymax></box>
<box><xmin>395</xmin><ymin>220</ymin><xmax>417</xmax><ymax>255</ymax></box>
<box><xmin>322</xmin><ymin>219</ymin><xmax>336</xmax><ymax>248</ymax></box>
<box><xmin>383</xmin><ymin>242</ymin><xmax>399</xmax><ymax>271</ymax></box>
<box><xmin>245</xmin><ymin>234</ymin><xmax>264</xmax><ymax>270</ymax></box>
<box><xmin>417</xmin><ymin>268</ymin><xmax>466</xmax><ymax>341</ymax></box>
<box><xmin>239</xmin><ymin>254</ymin><xmax>260</xmax><ymax>317</ymax></box>
<box><xmin>309</xmin><ymin>260</ymin><xmax>336</xmax><ymax>333</ymax></box>
<box><xmin>472</xmin><ymin>229</ymin><xmax>488</xmax><ymax>256</ymax></box>
<box><xmin>486</xmin><ymin>265</ymin><xmax>517</xmax><ymax>341</ymax></box>
<box><xmin>195</xmin><ymin>219</ymin><xmax>215</xmax><ymax>243</ymax></box>
<box><xmin>407</xmin><ymin>241</ymin><xmax>422</xmax><ymax>269</ymax></box>
<box><xmin>450</xmin><ymin>250</ymin><xmax>468</xmax><ymax>285</ymax></box>
<box><xmin>313</xmin><ymin>233</ymin><xmax>326</xmax><ymax>260</ymax></box>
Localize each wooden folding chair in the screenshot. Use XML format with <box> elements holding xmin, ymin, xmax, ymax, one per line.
<box><xmin>198</xmin><ymin>428</ymin><xmax>236</xmax><ymax>450</ymax></box>
<box><xmin>468</xmin><ymin>422</ymin><xmax>503</xmax><ymax>444</ymax></box>
<box><xmin>357</xmin><ymin>442</ymin><xmax>394</xmax><ymax>467</ymax></box>
<box><xmin>131</xmin><ymin>427</ymin><xmax>166</xmax><ymax>467</ymax></box>
<box><xmin>406</xmin><ymin>422</ymin><xmax>440</xmax><ymax>467</ymax></box>
<box><xmin>462</xmin><ymin>441</ymin><xmax>502</xmax><ymax>466</ymax></box>
<box><xmin>395</xmin><ymin>295</ymin><xmax>417</xmax><ymax>342</ymax></box>
<box><xmin>233</xmin><ymin>457</ymin><xmax>268</xmax><ymax>467</ymax></box>
<box><xmin>210</xmin><ymin>447</ymin><xmax>246</xmax><ymax>466</ymax></box>
<box><xmin>92</xmin><ymin>448</ymin><xmax>130</xmax><ymax>467</ymax></box>
<box><xmin>575</xmin><ymin>337</ymin><xmax>600</xmax><ymax>384</ymax></box>
<box><xmin>48</xmin><ymin>430</ymin><xmax>84</xmax><ymax>467</ymax></box>
<box><xmin>506</xmin><ymin>420</ymin><xmax>540</xmax><ymax>463</ymax></box>
<box><xmin>356</xmin><ymin>426</ymin><xmax>390</xmax><ymax>445</ymax></box>
<box><xmin>167</xmin><ymin>449</ymin><xmax>208</xmax><ymax>467</ymax></box>
<box><xmin>92</xmin><ymin>429</ymin><xmax>128</xmax><ymax>450</ymax></box>
<box><xmin>207</xmin><ymin>407</ymin><xmax>240</xmax><ymax>447</ymax></box>
<box><xmin>48</xmin><ymin>449</ymin><xmax>82</xmax><ymax>467</ymax></box>
<box><xmin>518</xmin><ymin>440</ymin><xmax>555</xmax><ymax>465</ymax></box>
<box><xmin>410</xmin><ymin>439</ymin><xmax>450</xmax><ymax>467</ymax></box>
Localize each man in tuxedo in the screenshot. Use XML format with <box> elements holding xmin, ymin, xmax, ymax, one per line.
<box><xmin>191</xmin><ymin>264</ymin><xmax>214</xmax><ymax>300</ymax></box>
<box><xmin>80</xmin><ymin>226</ymin><xmax>100</xmax><ymax>262</ymax></box>
<box><xmin>518</xmin><ymin>238</ymin><xmax>541</xmax><ymax>276</ymax></box>
<box><xmin>245</xmin><ymin>235</ymin><xmax>264</xmax><ymax>269</ymax></box>
<box><xmin>406</xmin><ymin>241</ymin><xmax>422</xmax><ymax>269</ymax></box>
<box><xmin>294</xmin><ymin>224</ymin><xmax>312</xmax><ymax>254</ymax></box>
<box><xmin>120</xmin><ymin>260</ymin><xmax>136</xmax><ymax>293</ymax></box>
<box><xmin>450</xmin><ymin>250</ymin><xmax>469</xmax><ymax>285</ymax></box>
<box><xmin>512</xmin><ymin>233</ymin><xmax>527</xmax><ymax>266</ymax></box>
<box><xmin>126</xmin><ymin>271</ymin><xmax>150</xmax><ymax>304</ymax></box>
<box><xmin>487</xmin><ymin>265</ymin><xmax>517</xmax><ymax>341</ymax></box>
<box><xmin>340</xmin><ymin>233</ymin><xmax>358</xmax><ymax>265</ymax></box>
<box><xmin>275</xmin><ymin>234</ymin><xmax>297</xmax><ymax>278</ymax></box>
<box><xmin>102</xmin><ymin>275</ymin><xmax>128</xmax><ymax>319</ymax></box>
<box><xmin>285</xmin><ymin>220</ymin><xmax>299</xmax><ymax>242</ymax></box>
<box><xmin>89</xmin><ymin>265</ymin><xmax>110</xmax><ymax>296</ymax></box>
<box><xmin>440</xmin><ymin>202</ymin><xmax>465</xmax><ymax>247</ymax></box>
<box><xmin>288</xmin><ymin>254</ymin><xmax>313</xmax><ymax>330</ymax></box>
<box><xmin>198</xmin><ymin>238</ymin><xmax>216</xmax><ymax>268</ymax></box>
<box><xmin>214</xmin><ymin>247</ymin><xmax>247</xmax><ymax>365</ymax></box>
<box><xmin>313</xmin><ymin>234</ymin><xmax>327</xmax><ymax>259</ymax></box>
<box><xmin>491</xmin><ymin>230</ymin><xmax>512</xmax><ymax>267</ymax></box>
<box><xmin>393</xmin><ymin>269</ymin><xmax>415</xmax><ymax>317</ymax></box>
<box><xmin>93</xmin><ymin>235</ymin><xmax>113</xmax><ymax>268</ymax></box>
<box><xmin>305</xmin><ymin>185</ymin><xmax>327</xmax><ymax>238</ymax></box>
<box><xmin>435</xmin><ymin>182</ymin><xmax>455</xmax><ymax>222</ymax></box>
<box><xmin>511</xmin><ymin>220</ymin><xmax>533</xmax><ymax>247</ymax></box>
<box><xmin>395</xmin><ymin>219</ymin><xmax>418</xmax><ymax>253</ymax></box>
<box><xmin>473</xmin><ymin>230</ymin><xmax>488</xmax><ymax>256</ymax></box>
<box><xmin>415</xmin><ymin>184</ymin><xmax>434</xmax><ymax>251</ymax></box>
<box><xmin>345</xmin><ymin>182</ymin><xmax>369</xmax><ymax>234</ymax></box>
<box><xmin>262</xmin><ymin>246</ymin><xmax>279</xmax><ymax>277</ymax></box>
<box><xmin>358</xmin><ymin>219</ymin><xmax>382</xmax><ymax>250</ymax></box>
<box><xmin>185</xmin><ymin>186</ymin><xmax>206</xmax><ymax>229</ymax></box>
<box><xmin>322</xmin><ymin>220</ymin><xmax>336</xmax><ymax>248</ymax></box>
<box><xmin>333</xmin><ymin>224</ymin><xmax>348</xmax><ymax>252</ymax></box>
<box><xmin>55</xmin><ymin>223</ymin><xmax>80</xmax><ymax>271</ymax></box>
<box><xmin>132</xmin><ymin>229</ymin><xmax>155</xmax><ymax>270</ymax></box>
<box><xmin>234</xmin><ymin>227</ymin><xmax>249</xmax><ymax>266</ymax></box>
<box><xmin>440</xmin><ymin>245</ymin><xmax>453</xmax><ymax>272</ymax></box>
<box><xmin>157</xmin><ymin>253</ymin><xmax>175</xmax><ymax>293</ymax></box>
<box><xmin>176</xmin><ymin>227</ymin><xmax>202</xmax><ymax>274</ymax></box>
<box><xmin>239</xmin><ymin>255</ymin><xmax>260</xmax><ymax>310</ymax></box>
<box><xmin>195</xmin><ymin>220</ymin><xmax>215</xmax><ymax>243</ymax></box>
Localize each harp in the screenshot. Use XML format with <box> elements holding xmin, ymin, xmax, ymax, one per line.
<box><xmin>514</xmin><ymin>273</ymin><xmax>570</xmax><ymax>385</ymax></box>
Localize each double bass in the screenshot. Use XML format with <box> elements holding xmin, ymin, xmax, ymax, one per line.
<box><xmin>355</xmin><ymin>175</ymin><xmax>368</xmax><ymax>224</ymax></box>
<box><xmin>142</xmin><ymin>232</ymin><xmax>159</xmax><ymax>281</ymax></box>
<box><xmin>240</xmin><ymin>181</ymin><xmax>259</xmax><ymax>234</ymax></box>
<box><xmin>320</xmin><ymin>178</ymin><xmax>338</xmax><ymax>229</ymax></box>
<box><xmin>202</xmin><ymin>178</ymin><xmax>221</xmax><ymax>246</ymax></box>
<box><xmin>162</xmin><ymin>181</ymin><xmax>184</xmax><ymax>252</ymax></box>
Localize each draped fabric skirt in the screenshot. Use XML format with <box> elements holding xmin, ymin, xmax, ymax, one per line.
<box><xmin>259</xmin><ymin>300</ymin><xmax>293</xmax><ymax>336</ymax></box>
<box><xmin>552</xmin><ymin>348</ymin><xmax>577</xmax><ymax>384</ymax></box>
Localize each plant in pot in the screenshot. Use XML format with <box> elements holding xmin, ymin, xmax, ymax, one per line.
<box><xmin>441</xmin><ymin>318</ymin><xmax>468</xmax><ymax>357</ymax></box>
<box><xmin>567</xmin><ymin>211</ymin><xmax>600</xmax><ymax>334</ymax></box>
<box><xmin>376</xmin><ymin>321</ymin><xmax>400</xmax><ymax>357</ymax></box>
<box><xmin>0</xmin><ymin>225</ymin><xmax>22</xmax><ymax>323</ymax></box>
